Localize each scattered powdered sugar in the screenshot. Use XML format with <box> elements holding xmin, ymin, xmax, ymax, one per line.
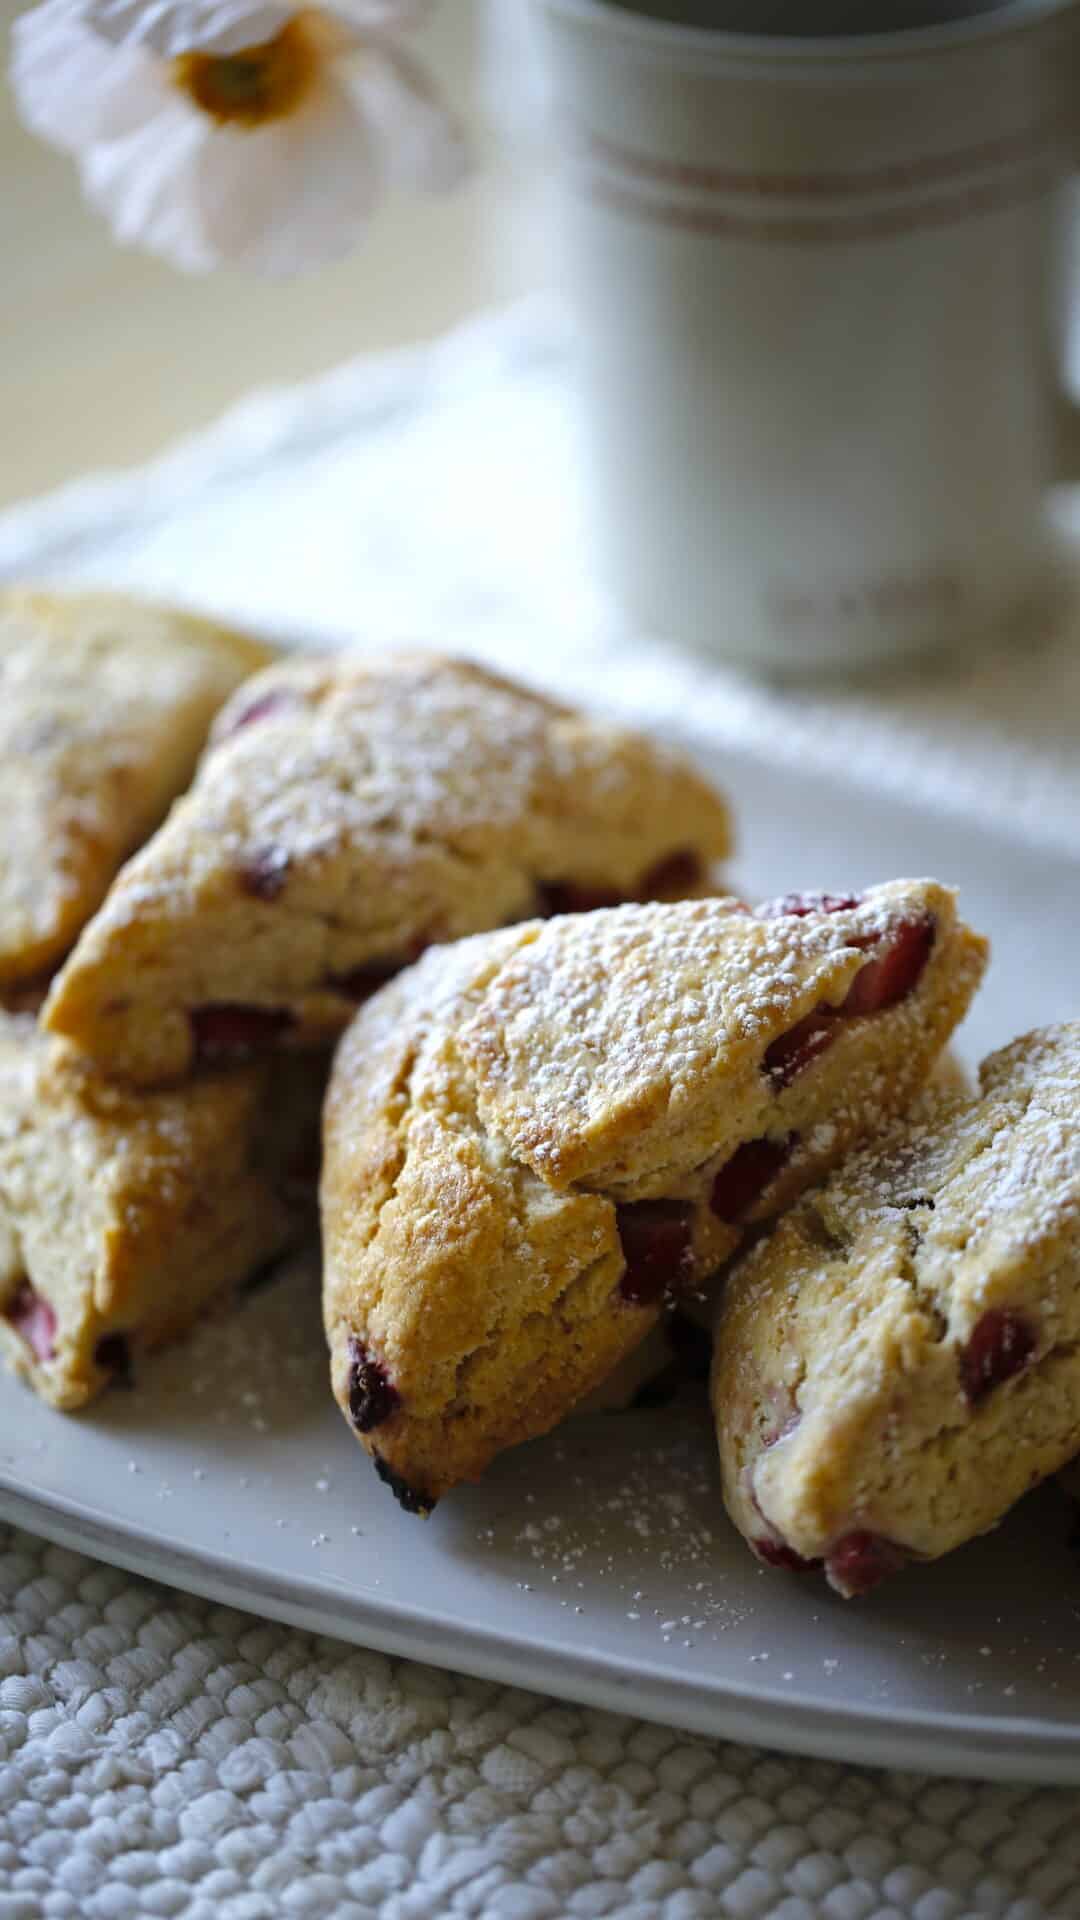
<box><xmin>472</xmin><ymin>1393</ymin><xmax>758</xmax><ymax>1645</ymax></box>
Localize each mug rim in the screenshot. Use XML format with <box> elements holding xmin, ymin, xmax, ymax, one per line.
<box><xmin>538</xmin><ymin>0</ymin><xmax>1077</xmax><ymax>61</ymax></box>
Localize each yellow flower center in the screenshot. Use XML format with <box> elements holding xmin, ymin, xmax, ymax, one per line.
<box><xmin>173</xmin><ymin>16</ymin><xmax>320</xmax><ymax>128</ymax></box>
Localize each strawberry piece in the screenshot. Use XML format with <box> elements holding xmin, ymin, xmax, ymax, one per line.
<box><xmin>960</xmin><ymin>1309</ymin><xmax>1036</xmax><ymax>1406</ymax></box>
<box><xmin>763</xmin><ymin>1007</ymin><xmax>839</xmax><ymax>1089</ymax></box>
<box><xmin>842</xmin><ymin>916</ymin><xmax>935</xmax><ymax>1015</ymax></box>
<box><xmin>826</xmin><ymin>1529</ymin><xmax>908</xmax><ymax>1597</ymax></box>
<box><xmin>711</xmin><ymin>1134</ymin><xmax>797</xmax><ymax>1224</ymax></box>
<box><xmin>616</xmin><ymin>1200</ymin><xmax>696</xmax><ymax>1305</ymax></box>
<box><xmin>218</xmin><ymin>689</ymin><xmax>299</xmax><ymax>738</ymax></box>
<box><xmin>347</xmin><ymin>1337</ymin><xmax>401</xmax><ymax>1432</ymax></box>
<box><xmin>637</xmin><ymin>848</ymin><xmax>703</xmax><ymax>900</ymax></box>
<box><xmin>239</xmin><ymin>846</ymin><xmax>290</xmax><ymax>901</ymax></box>
<box><xmin>190</xmin><ymin>1004</ymin><xmax>295</xmax><ymax>1060</ymax></box>
<box><xmin>6</xmin><ymin>1282</ymin><xmax>57</xmax><ymax>1363</ymax></box>
<box><xmin>754</xmin><ymin>1537</ymin><xmax>820</xmax><ymax>1573</ymax></box>
<box><xmin>757</xmin><ymin>892</ymin><xmax>861</xmax><ymax>919</ymax></box>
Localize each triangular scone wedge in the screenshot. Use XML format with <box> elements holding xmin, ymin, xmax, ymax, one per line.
<box><xmin>321</xmin><ymin>883</ymin><xmax>987</xmax><ymax>1512</ymax></box>
<box><xmin>0</xmin><ymin>1014</ymin><xmax>322</xmax><ymax>1411</ymax></box>
<box><xmin>713</xmin><ymin>1022</ymin><xmax>1080</xmax><ymax>1598</ymax></box>
<box><xmin>0</xmin><ymin>587</ymin><xmax>272</xmax><ymax>990</ymax></box>
<box><xmin>43</xmin><ymin>653</ymin><xmax>732</xmax><ymax>1087</ymax></box>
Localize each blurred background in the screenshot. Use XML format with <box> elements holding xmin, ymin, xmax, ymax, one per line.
<box><xmin>0</xmin><ymin>0</ymin><xmax>545</xmax><ymax>507</ymax></box>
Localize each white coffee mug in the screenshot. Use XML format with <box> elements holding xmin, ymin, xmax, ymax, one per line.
<box><xmin>538</xmin><ymin>0</ymin><xmax>1080</xmax><ymax>674</ymax></box>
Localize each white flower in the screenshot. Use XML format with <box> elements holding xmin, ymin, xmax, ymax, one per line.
<box><xmin>10</xmin><ymin>0</ymin><xmax>467</xmax><ymax>277</ymax></box>
<box><xmin>77</xmin><ymin>0</ymin><xmax>434</xmax><ymax>56</ymax></box>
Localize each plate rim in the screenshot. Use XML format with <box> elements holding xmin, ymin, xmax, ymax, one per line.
<box><xmin>4</xmin><ymin>1475</ymin><xmax>1080</xmax><ymax>1786</ymax></box>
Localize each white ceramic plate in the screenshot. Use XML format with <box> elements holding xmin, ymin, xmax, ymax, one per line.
<box><xmin>2</xmin><ymin>745</ymin><xmax>1079</xmax><ymax>1785</ymax></box>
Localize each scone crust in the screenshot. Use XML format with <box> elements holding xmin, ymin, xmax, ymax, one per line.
<box><xmin>323</xmin><ymin>884</ymin><xmax>986</xmax><ymax>1508</ymax></box>
<box><xmin>43</xmin><ymin>653</ymin><xmax>732</xmax><ymax>1085</ymax></box>
<box><xmin>0</xmin><ymin>587</ymin><xmax>272</xmax><ymax>987</ymax></box>
<box><xmin>713</xmin><ymin>1022</ymin><xmax>1080</xmax><ymax>1592</ymax></box>
<box><xmin>0</xmin><ymin>1014</ymin><xmax>319</xmax><ymax>1410</ymax></box>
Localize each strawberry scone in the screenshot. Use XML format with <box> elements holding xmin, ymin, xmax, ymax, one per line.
<box><xmin>321</xmin><ymin>884</ymin><xmax>986</xmax><ymax>1512</ymax></box>
<box><xmin>0</xmin><ymin>587</ymin><xmax>271</xmax><ymax>992</ymax></box>
<box><xmin>714</xmin><ymin>1023</ymin><xmax>1080</xmax><ymax>1597</ymax></box>
<box><xmin>0</xmin><ymin>1014</ymin><xmax>321</xmax><ymax>1411</ymax></box>
<box><xmin>44</xmin><ymin>653</ymin><xmax>732</xmax><ymax>1085</ymax></box>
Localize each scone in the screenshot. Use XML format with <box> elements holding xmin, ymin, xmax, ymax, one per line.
<box><xmin>321</xmin><ymin>883</ymin><xmax>987</xmax><ymax>1512</ymax></box>
<box><xmin>0</xmin><ymin>587</ymin><xmax>272</xmax><ymax>990</ymax></box>
<box><xmin>43</xmin><ymin>653</ymin><xmax>732</xmax><ymax>1086</ymax></box>
<box><xmin>713</xmin><ymin>1023</ymin><xmax>1080</xmax><ymax>1597</ymax></box>
<box><xmin>0</xmin><ymin>1014</ymin><xmax>321</xmax><ymax>1411</ymax></box>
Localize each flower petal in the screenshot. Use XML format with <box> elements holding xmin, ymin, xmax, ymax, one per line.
<box><xmin>80</xmin><ymin>102</ymin><xmax>219</xmax><ymax>271</ymax></box>
<box><xmin>340</xmin><ymin>42</ymin><xmax>467</xmax><ymax>192</ymax></box>
<box><xmin>77</xmin><ymin>0</ymin><xmax>431</xmax><ymax>55</ymax></box>
<box><xmin>11</xmin><ymin>0</ymin><xmax>172</xmax><ymax>151</ymax></box>
<box><xmin>322</xmin><ymin>0</ymin><xmax>434</xmax><ymax>29</ymax></box>
<box><xmin>77</xmin><ymin>0</ymin><xmax>297</xmax><ymax>56</ymax></box>
<box><xmin>191</xmin><ymin>77</ymin><xmax>381</xmax><ymax>274</ymax></box>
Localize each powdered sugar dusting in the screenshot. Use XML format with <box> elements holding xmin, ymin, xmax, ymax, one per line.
<box><xmin>47</xmin><ymin>651</ymin><xmax>732</xmax><ymax>1080</ymax></box>
<box><xmin>718</xmin><ymin>1022</ymin><xmax>1080</xmax><ymax>1590</ymax></box>
<box><xmin>811</xmin><ymin>1020</ymin><xmax>1080</xmax><ymax>1267</ymax></box>
<box><xmin>459</xmin><ymin>879</ymin><xmax>976</xmax><ymax>1191</ymax></box>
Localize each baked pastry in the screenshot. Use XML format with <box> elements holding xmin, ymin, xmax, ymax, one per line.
<box><xmin>0</xmin><ymin>587</ymin><xmax>272</xmax><ymax>992</ymax></box>
<box><xmin>713</xmin><ymin>1023</ymin><xmax>1080</xmax><ymax>1597</ymax></box>
<box><xmin>321</xmin><ymin>883</ymin><xmax>986</xmax><ymax>1511</ymax></box>
<box><xmin>0</xmin><ymin>1014</ymin><xmax>321</xmax><ymax>1411</ymax></box>
<box><xmin>43</xmin><ymin>653</ymin><xmax>732</xmax><ymax>1086</ymax></box>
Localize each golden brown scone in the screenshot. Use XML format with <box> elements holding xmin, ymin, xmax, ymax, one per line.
<box><xmin>0</xmin><ymin>1013</ymin><xmax>321</xmax><ymax>1411</ymax></box>
<box><xmin>43</xmin><ymin>653</ymin><xmax>732</xmax><ymax>1087</ymax></box>
<box><xmin>0</xmin><ymin>587</ymin><xmax>272</xmax><ymax>990</ymax></box>
<box><xmin>321</xmin><ymin>883</ymin><xmax>987</xmax><ymax>1512</ymax></box>
<box><xmin>713</xmin><ymin>1023</ymin><xmax>1080</xmax><ymax>1598</ymax></box>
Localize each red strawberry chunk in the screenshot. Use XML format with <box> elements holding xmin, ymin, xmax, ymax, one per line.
<box><xmin>754</xmin><ymin>1537</ymin><xmax>820</xmax><ymax>1573</ymax></box>
<box><xmin>616</xmin><ymin>1200</ymin><xmax>696</xmax><ymax>1306</ymax></box>
<box><xmin>218</xmin><ymin>689</ymin><xmax>299</xmax><ymax>739</ymax></box>
<box><xmin>239</xmin><ymin>847</ymin><xmax>290</xmax><ymax>901</ymax></box>
<box><xmin>347</xmin><ymin>1337</ymin><xmax>401</xmax><ymax>1432</ymax></box>
<box><xmin>191</xmin><ymin>1004</ymin><xmax>295</xmax><ymax>1061</ymax></box>
<box><xmin>763</xmin><ymin>1007</ymin><xmax>839</xmax><ymax>1089</ymax></box>
<box><xmin>6</xmin><ymin>1282</ymin><xmax>57</xmax><ymax>1363</ymax></box>
<box><xmin>842</xmin><ymin>915</ymin><xmax>935</xmax><ymax>1016</ymax></box>
<box><xmin>825</xmin><ymin>1529</ymin><xmax>908</xmax><ymax>1597</ymax></box>
<box><xmin>637</xmin><ymin>848</ymin><xmax>703</xmax><ymax>900</ymax></box>
<box><xmin>711</xmin><ymin>1133</ymin><xmax>797</xmax><ymax>1224</ymax></box>
<box><xmin>757</xmin><ymin>892</ymin><xmax>861</xmax><ymax>919</ymax></box>
<box><xmin>960</xmin><ymin>1309</ymin><xmax>1036</xmax><ymax>1406</ymax></box>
